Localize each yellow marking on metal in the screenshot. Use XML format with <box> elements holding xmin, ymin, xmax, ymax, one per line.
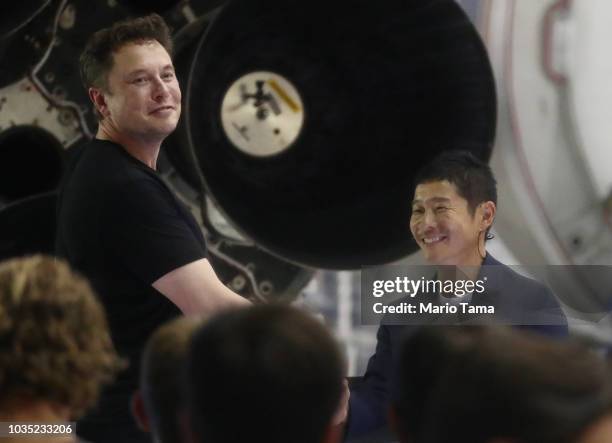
<box><xmin>267</xmin><ymin>79</ymin><xmax>301</xmax><ymax>113</ymax></box>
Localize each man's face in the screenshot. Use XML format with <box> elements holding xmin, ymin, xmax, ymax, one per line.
<box><xmin>409</xmin><ymin>180</ymin><xmax>484</xmax><ymax>266</ymax></box>
<box><xmin>101</xmin><ymin>40</ymin><xmax>181</xmax><ymax>140</ymax></box>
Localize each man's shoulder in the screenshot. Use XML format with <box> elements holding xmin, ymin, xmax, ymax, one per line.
<box><xmin>484</xmin><ymin>256</ymin><xmax>568</xmax><ymax>333</ymax></box>
<box><xmin>68</xmin><ymin>139</ymin><xmax>157</xmax><ymax>189</ymax></box>
<box><xmin>58</xmin><ymin>139</ymin><xmax>169</xmax><ymax>229</ymax></box>
<box><xmin>484</xmin><ymin>255</ymin><xmax>556</xmax><ymax>305</ymax></box>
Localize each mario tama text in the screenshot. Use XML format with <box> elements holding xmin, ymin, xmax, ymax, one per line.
<box><xmin>372</xmin><ymin>300</ymin><xmax>494</xmax><ymax>315</ymax></box>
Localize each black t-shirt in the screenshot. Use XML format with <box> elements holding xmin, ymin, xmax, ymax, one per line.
<box><xmin>56</xmin><ymin>139</ymin><xmax>206</xmax><ymax>435</ymax></box>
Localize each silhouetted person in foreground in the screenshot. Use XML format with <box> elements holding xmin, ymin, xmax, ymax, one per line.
<box><xmin>0</xmin><ymin>255</ymin><xmax>123</xmax><ymax>443</ymax></box>
<box><xmin>132</xmin><ymin>316</ymin><xmax>205</xmax><ymax>443</ymax></box>
<box><xmin>185</xmin><ymin>304</ymin><xmax>347</xmax><ymax>443</ymax></box>
<box><xmin>391</xmin><ymin>326</ymin><xmax>612</xmax><ymax>443</ymax></box>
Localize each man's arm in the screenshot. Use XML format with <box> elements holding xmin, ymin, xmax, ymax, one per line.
<box><xmin>104</xmin><ymin>177</ymin><xmax>249</xmax><ymax>315</ymax></box>
<box><xmin>153</xmin><ymin>258</ymin><xmax>250</xmax><ymax>315</ymax></box>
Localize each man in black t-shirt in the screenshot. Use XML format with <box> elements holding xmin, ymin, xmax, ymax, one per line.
<box><xmin>56</xmin><ymin>14</ymin><xmax>248</xmax><ymax>443</ymax></box>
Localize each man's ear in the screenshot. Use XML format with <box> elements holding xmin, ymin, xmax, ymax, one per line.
<box><xmin>130</xmin><ymin>391</ymin><xmax>150</xmax><ymax>433</ymax></box>
<box><xmin>89</xmin><ymin>87</ymin><xmax>109</xmax><ymax>118</ymax></box>
<box><xmin>480</xmin><ymin>201</ymin><xmax>496</xmax><ymax>232</ymax></box>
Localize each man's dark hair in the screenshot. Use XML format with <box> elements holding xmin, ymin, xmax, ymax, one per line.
<box><xmin>392</xmin><ymin>326</ymin><xmax>484</xmax><ymax>442</ymax></box>
<box><xmin>185</xmin><ymin>304</ymin><xmax>345</xmax><ymax>443</ymax></box>
<box><xmin>79</xmin><ymin>13</ymin><xmax>173</xmax><ymax>92</ymax></box>
<box><xmin>139</xmin><ymin>317</ymin><xmax>203</xmax><ymax>443</ymax></box>
<box><xmin>414</xmin><ymin>150</ymin><xmax>497</xmax><ymax>215</ymax></box>
<box><xmin>395</xmin><ymin>327</ymin><xmax>612</xmax><ymax>443</ymax></box>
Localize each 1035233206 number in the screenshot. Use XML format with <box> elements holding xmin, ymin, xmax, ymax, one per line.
<box><xmin>4</xmin><ymin>423</ymin><xmax>73</xmax><ymax>435</ymax></box>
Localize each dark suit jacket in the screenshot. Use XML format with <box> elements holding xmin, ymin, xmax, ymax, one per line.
<box><xmin>346</xmin><ymin>254</ymin><xmax>568</xmax><ymax>441</ymax></box>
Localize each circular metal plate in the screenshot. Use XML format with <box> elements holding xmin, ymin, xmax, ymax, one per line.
<box><xmin>220</xmin><ymin>71</ymin><xmax>305</xmax><ymax>157</ymax></box>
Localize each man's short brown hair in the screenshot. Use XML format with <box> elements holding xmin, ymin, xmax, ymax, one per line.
<box><xmin>79</xmin><ymin>13</ymin><xmax>173</xmax><ymax>92</ymax></box>
<box><xmin>0</xmin><ymin>255</ymin><xmax>124</xmax><ymax>417</ymax></box>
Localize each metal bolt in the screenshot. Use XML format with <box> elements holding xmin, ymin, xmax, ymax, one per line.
<box><xmin>53</xmin><ymin>87</ymin><xmax>67</xmax><ymax>100</ymax></box>
<box><xmin>230</xmin><ymin>275</ymin><xmax>247</xmax><ymax>292</ymax></box>
<box><xmin>59</xmin><ymin>4</ymin><xmax>76</xmax><ymax>30</ymax></box>
<box><xmin>571</xmin><ymin>236</ymin><xmax>582</xmax><ymax>249</ymax></box>
<box><xmin>58</xmin><ymin>109</ymin><xmax>74</xmax><ymax>126</ymax></box>
<box><xmin>259</xmin><ymin>280</ymin><xmax>274</xmax><ymax>295</ymax></box>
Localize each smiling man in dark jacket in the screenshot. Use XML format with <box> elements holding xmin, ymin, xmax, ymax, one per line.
<box><xmin>344</xmin><ymin>151</ymin><xmax>568</xmax><ymax>441</ymax></box>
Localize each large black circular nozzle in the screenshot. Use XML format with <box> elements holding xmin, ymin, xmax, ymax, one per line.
<box><xmin>183</xmin><ymin>0</ymin><xmax>496</xmax><ymax>269</ymax></box>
